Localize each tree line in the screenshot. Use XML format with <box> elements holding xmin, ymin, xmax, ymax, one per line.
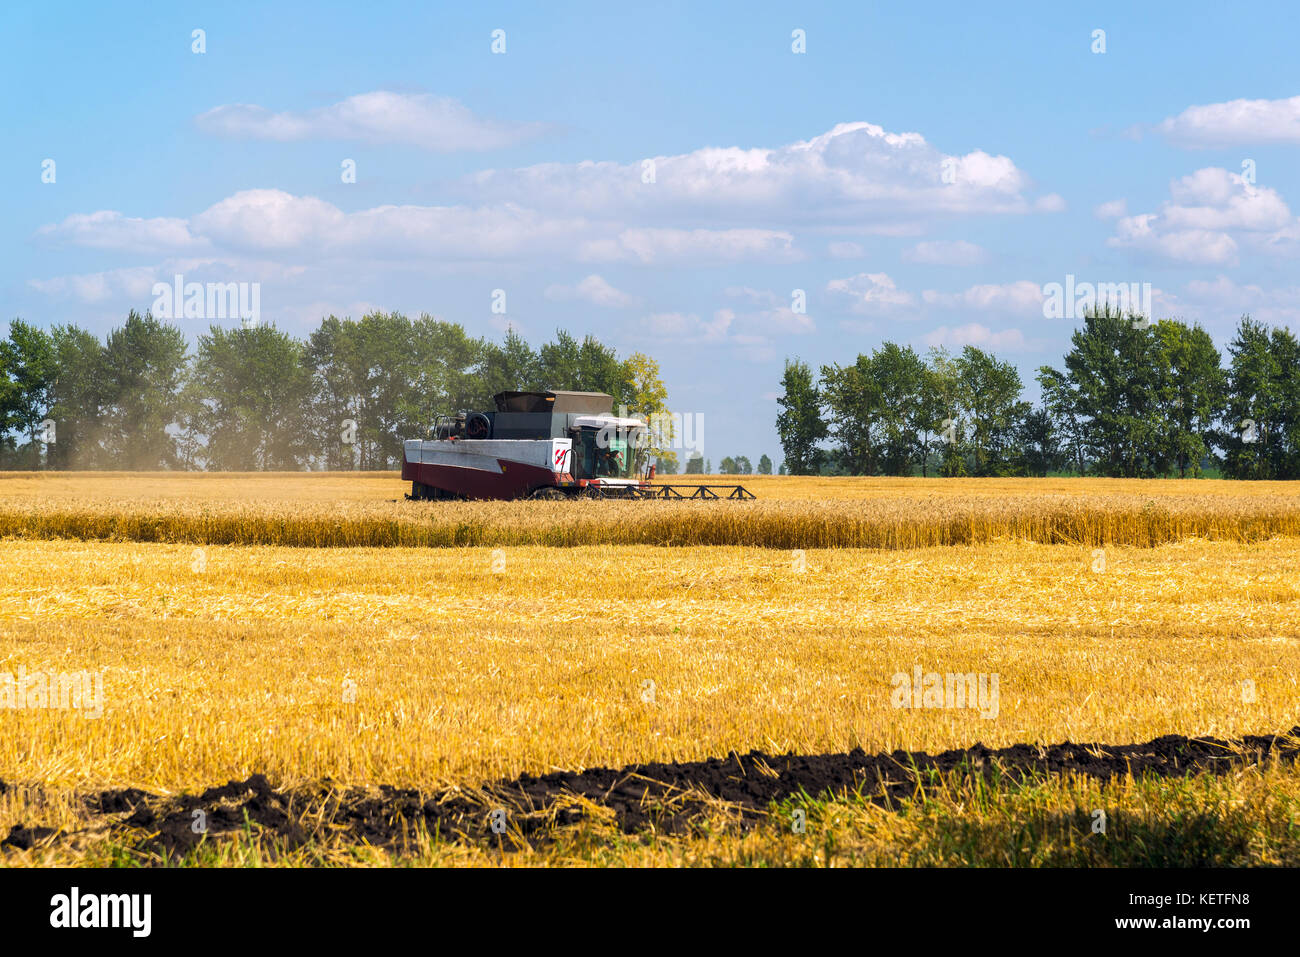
<box><xmin>777</xmin><ymin>307</ymin><xmax>1300</xmax><ymax>479</ymax></box>
<box><xmin>670</xmin><ymin>452</ymin><xmax>775</xmax><ymax>476</ymax></box>
<box><xmin>0</xmin><ymin>312</ymin><xmax>670</xmax><ymax>471</ymax></box>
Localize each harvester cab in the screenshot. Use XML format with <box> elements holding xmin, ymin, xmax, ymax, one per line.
<box><xmin>402</xmin><ymin>390</ymin><xmax>754</xmax><ymax>501</ymax></box>
<box><xmin>568</xmin><ymin>413</ymin><xmax>648</xmax><ymax>482</ymax></box>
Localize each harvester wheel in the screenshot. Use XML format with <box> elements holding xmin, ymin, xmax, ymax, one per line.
<box><xmin>529</xmin><ymin>487</ymin><xmax>567</xmax><ymax>500</ymax></box>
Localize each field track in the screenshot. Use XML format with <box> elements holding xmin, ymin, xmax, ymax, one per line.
<box><xmin>5</xmin><ymin>727</ymin><xmax>1297</xmax><ymax>856</ymax></box>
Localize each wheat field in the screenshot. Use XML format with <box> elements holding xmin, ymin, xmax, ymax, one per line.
<box><xmin>3</xmin><ymin>472</ymin><xmax>1300</xmax><ymax>549</ymax></box>
<box><xmin>1</xmin><ymin>472</ymin><xmax>1298</xmax><ymax>865</ymax></box>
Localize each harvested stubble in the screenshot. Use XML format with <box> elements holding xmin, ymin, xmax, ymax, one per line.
<box><xmin>1</xmin><ymin>537</ymin><xmax>1298</xmax><ymax>791</ymax></box>
<box><xmin>2</xmin><ymin>472</ymin><xmax>1300</xmax><ymax>549</ymax></box>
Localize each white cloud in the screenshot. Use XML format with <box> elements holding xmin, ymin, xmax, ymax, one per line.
<box><xmin>642</xmin><ymin>310</ymin><xmax>733</xmax><ymax>344</ymax></box>
<box><xmin>636</xmin><ymin>290</ymin><xmax>813</xmax><ymax>361</ymax></box>
<box><xmin>195</xmin><ymin>91</ymin><xmax>547</xmax><ymax>152</ymax></box>
<box><xmin>27</xmin><ymin>257</ymin><xmax>309</xmax><ymax>306</ymax></box>
<box><xmin>33</xmin><ymin>117</ymin><xmax>1054</xmax><ymax>298</ymax></box>
<box><xmin>578</xmin><ymin>227</ymin><xmax>799</xmax><ymax>264</ymax></box>
<box><xmin>902</xmin><ymin>239</ymin><xmax>989</xmax><ymax>266</ymax></box>
<box><xmin>756</xmin><ymin>305</ymin><xmax>815</xmax><ymax>334</ymax></box>
<box><xmin>35</xmin><ymin>211</ymin><xmax>204</xmax><ymax>254</ymax></box>
<box><xmin>275</xmin><ymin>299</ymin><xmax>387</xmax><ymax>328</ymax></box>
<box><xmin>27</xmin><ymin>118</ymin><xmax>1058</xmax><ymax>334</ymax></box>
<box><xmin>826</xmin><ymin>272</ymin><xmax>915</xmax><ymax>314</ymax></box>
<box><xmin>1157</xmin><ymin>95</ymin><xmax>1300</xmax><ymax>147</ymax></box>
<box><xmin>923</xmin><ymin>323</ymin><xmax>1028</xmax><ymax>351</ymax></box>
<box><xmin>1111</xmin><ymin>216</ymin><xmax>1239</xmax><ymax>265</ymax></box>
<box><xmin>464</xmin><ymin>121</ymin><xmax>1051</xmax><ymax>229</ymax></box>
<box><xmin>1094</xmin><ymin>199</ymin><xmax>1127</xmax><ymax>220</ymax></box>
<box><xmin>921</xmin><ymin>280</ymin><xmax>1044</xmax><ymax>313</ymax></box>
<box><xmin>193</xmin><ymin>190</ymin><xmax>347</xmax><ymax>252</ymax></box>
<box><xmin>1260</xmin><ymin>221</ymin><xmax>1300</xmax><ymax>258</ymax></box>
<box><xmin>721</xmin><ymin>287</ymin><xmax>815</xmax><ymax>335</ymax></box>
<box><xmin>27</xmin><ymin>266</ymin><xmax>162</xmax><ymax>303</ymax></box>
<box><xmin>543</xmin><ymin>274</ymin><xmax>636</xmax><ymax>308</ymax></box>
<box><xmin>184</xmin><ymin>189</ymin><xmax>597</xmax><ymax>261</ymax></box>
<box><xmin>1164</xmin><ymin>167</ymin><xmax>1290</xmax><ymax>230</ymax></box>
<box><xmin>1107</xmin><ymin>167</ymin><xmax>1297</xmax><ymax>265</ymax></box>
<box><xmin>29</xmin><ymin>188</ymin><xmax>811</xmax><ymax>324</ymax></box>
<box><xmin>1179</xmin><ymin>275</ymin><xmax>1300</xmax><ymax>326</ymax></box>
<box><xmin>830</xmin><ymin>274</ymin><xmax>1043</xmax><ymax>321</ymax></box>
<box><xmin>724</xmin><ymin>286</ymin><xmax>780</xmax><ymax>307</ymax></box>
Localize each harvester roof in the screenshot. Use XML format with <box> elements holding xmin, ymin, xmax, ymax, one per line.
<box><xmin>493</xmin><ymin>390</ymin><xmax>614</xmax><ymax>414</ymax></box>
<box><xmin>571</xmin><ymin>414</ymin><xmax>646</xmax><ymax>430</ymax></box>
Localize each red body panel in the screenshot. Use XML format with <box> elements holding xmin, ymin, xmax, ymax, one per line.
<box><xmin>403</xmin><ymin>458</ymin><xmax>560</xmax><ymax>500</ymax></box>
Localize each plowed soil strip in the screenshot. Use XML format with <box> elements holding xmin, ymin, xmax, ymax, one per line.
<box><xmin>4</xmin><ymin>728</ymin><xmax>1298</xmax><ymax>856</ymax></box>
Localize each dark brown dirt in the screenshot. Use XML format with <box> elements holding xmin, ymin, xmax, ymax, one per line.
<box><xmin>1</xmin><ymin>825</ymin><xmax>58</xmax><ymax>850</ymax></box>
<box><xmin>4</xmin><ymin>727</ymin><xmax>1298</xmax><ymax>857</ymax></box>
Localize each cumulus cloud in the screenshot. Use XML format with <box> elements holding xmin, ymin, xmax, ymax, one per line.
<box><xmin>276</xmin><ymin>299</ymin><xmax>387</xmax><ymax>328</ymax></box>
<box><xmin>921</xmin><ymin>280</ymin><xmax>1044</xmax><ymax>313</ymax></box>
<box><xmin>1179</xmin><ymin>275</ymin><xmax>1300</xmax><ymax>326</ymax></box>
<box><xmin>1107</xmin><ymin>167</ymin><xmax>1297</xmax><ymax>265</ymax></box>
<box><xmin>724</xmin><ymin>286</ymin><xmax>781</xmax><ymax>307</ymax></box>
<box><xmin>902</xmin><ymin>239</ymin><xmax>989</xmax><ymax>266</ymax></box>
<box><xmin>642</xmin><ymin>309</ymin><xmax>733</xmax><ymax>344</ymax></box>
<box><xmin>33</xmin><ymin>118</ymin><xmax>1052</xmax><ymax>299</ymax></box>
<box><xmin>578</xmin><ymin>226</ymin><xmax>799</xmax><ymax>264</ymax></box>
<box><xmin>27</xmin><ymin>266</ymin><xmax>162</xmax><ymax>303</ymax></box>
<box><xmin>828</xmin><ymin>241</ymin><xmax>865</xmax><ymax>259</ymax></box>
<box><xmin>826</xmin><ymin>272</ymin><xmax>916</xmax><ymax>314</ymax></box>
<box><xmin>28</xmin><ymin>187</ymin><xmax>809</xmax><ymax>323</ymax></box>
<box><xmin>923</xmin><ymin>323</ymin><xmax>1028</xmax><ymax>351</ymax></box>
<box><xmin>1111</xmin><ymin>217</ymin><xmax>1239</xmax><ymax>265</ymax></box>
<box><xmin>153</xmin><ymin>189</ymin><xmax>596</xmax><ymax>262</ymax></box>
<box><xmin>636</xmin><ymin>289</ymin><xmax>813</xmax><ymax>361</ymax></box>
<box><xmin>464</xmin><ymin>121</ymin><xmax>1051</xmax><ymax>229</ymax></box>
<box><xmin>193</xmin><ymin>190</ymin><xmax>347</xmax><ymax>252</ymax></box>
<box><xmin>35</xmin><ymin>211</ymin><xmax>204</xmax><ymax>254</ymax></box>
<box><xmin>27</xmin><ymin>257</ymin><xmax>308</xmax><ymax>306</ymax></box>
<box><xmin>543</xmin><ymin>274</ymin><xmax>636</xmax><ymax>308</ymax></box>
<box><xmin>1163</xmin><ymin>167</ymin><xmax>1291</xmax><ymax>230</ymax></box>
<box><xmin>721</xmin><ymin>287</ymin><xmax>815</xmax><ymax>334</ymax></box>
<box><xmin>195</xmin><ymin>91</ymin><xmax>547</xmax><ymax>152</ymax></box>
<box><xmin>29</xmin><ymin>118</ymin><xmax>1059</xmax><ymax>332</ymax></box>
<box><xmin>1094</xmin><ymin>199</ymin><xmax>1127</xmax><ymax>220</ymax></box>
<box><xmin>1157</xmin><ymin>95</ymin><xmax>1300</xmax><ymax>147</ymax></box>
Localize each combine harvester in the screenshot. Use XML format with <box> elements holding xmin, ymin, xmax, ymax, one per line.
<box><xmin>402</xmin><ymin>390</ymin><xmax>755</xmax><ymax>501</ymax></box>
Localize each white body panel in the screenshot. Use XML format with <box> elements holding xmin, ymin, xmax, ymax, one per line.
<box><xmin>404</xmin><ymin>437</ymin><xmax>573</xmax><ymax>474</ymax></box>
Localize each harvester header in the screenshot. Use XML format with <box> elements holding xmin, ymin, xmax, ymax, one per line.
<box><xmin>402</xmin><ymin>391</ymin><xmax>754</xmax><ymax>501</ymax></box>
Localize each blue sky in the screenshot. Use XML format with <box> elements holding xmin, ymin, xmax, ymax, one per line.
<box><xmin>4</xmin><ymin>1</ymin><xmax>1300</xmax><ymax>464</ymax></box>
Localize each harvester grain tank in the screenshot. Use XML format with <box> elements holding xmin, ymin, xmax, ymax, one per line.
<box><xmin>402</xmin><ymin>390</ymin><xmax>754</xmax><ymax>501</ymax></box>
